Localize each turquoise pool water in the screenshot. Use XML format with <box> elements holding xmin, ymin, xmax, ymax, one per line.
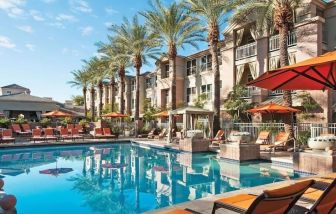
<box><xmin>0</xmin><ymin>143</ymin><xmax>305</xmax><ymax>213</ymax></box>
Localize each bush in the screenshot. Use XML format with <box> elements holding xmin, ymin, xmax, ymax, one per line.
<box><xmin>40</xmin><ymin>118</ymin><xmax>51</xmax><ymax>128</ymax></box>
<box><xmin>60</xmin><ymin>117</ymin><xmax>72</xmax><ymax>127</ymax></box>
<box><xmin>15</xmin><ymin>114</ymin><xmax>28</xmax><ymax>124</ymax></box>
<box><xmin>297</xmin><ymin>131</ymin><xmax>311</xmax><ymax>146</ymax></box>
<box><xmin>79</xmin><ymin>119</ymin><xmax>89</xmax><ymax>127</ymax></box>
<box><xmin>0</xmin><ymin>118</ymin><xmax>11</xmax><ymax>128</ymax></box>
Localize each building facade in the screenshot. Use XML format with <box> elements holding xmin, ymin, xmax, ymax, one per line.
<box><xmin>87</xmin><ymin>0</ymin><xmax>336</xmax><ymax>123</ymax></box>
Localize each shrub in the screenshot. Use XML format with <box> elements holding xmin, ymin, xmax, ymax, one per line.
<box><xmin>79</xmin><ymin>119</ymin><xmax>89</xmax><ymax>127</ymax></box>
<box><xmin>40</xmin><ymin>118</ymin><xmax>51</xmax><ymax>128</ymax></box>
<box><xmin>15</xmin><ymin>114</ymin><xmax>27</xmax><ymax>124</ymax></box>
<box><xmin>297</xmin><ymin>131</ymin><xmax>311</xmax><ymax>146</ymax></box>
<box><xmin>0</xmin><ymin>118</ymin><xmax>11</xmax><ymax>128</ymax></box>
<box><xmin>60</xmin><ymin>117</ymin><xmax>72</xmax><ymax>127</ymax></box>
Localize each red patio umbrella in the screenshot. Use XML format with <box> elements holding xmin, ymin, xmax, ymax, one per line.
<box><xmin>247</xmin><ymin>103</ymin><xmax>300</xmax><ymax>114</ymax></box>
<box><xmin>42</xmin><ymin>110</ymin><xmax>72</xmax><ymax>118</ymax></box>
<box><xmin>247</xmin><ymin>51</ymin><xmax>336</xmax><ymax>90</ymax></box>
<box><xmin>102</xmin><ymin>112</ymin><xmax>128</xmax><ymax>118</ymax></box>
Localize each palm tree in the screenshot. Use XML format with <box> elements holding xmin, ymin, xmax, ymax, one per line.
<box><xmin>230</xmin><ymin>0</ymin><xmax>303</xmax><ymax>137</ymax></box>
<box><xmin>141</xmin><ymin>0</ymin><xmax>204</xmax><ymax>110</ymax></box>
<box><xmin>110</xmin><ymin>15</ymin><xmax>161</xmax><ymax>136</ymax></box>
<box><xmin>68</xmin><ymin>69</ymin><xmax>90</xmax><ymax>117</ymax></box>
<box><xmin>183</xmin><ymin>0</ymin><xmax>233</xmax><ymax>135</ymax></box>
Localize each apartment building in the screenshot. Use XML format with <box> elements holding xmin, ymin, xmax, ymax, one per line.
<box><xmin>87</xmin><ymin>0</ymin><xmax>336</xmax><ymax>123</ymax></box>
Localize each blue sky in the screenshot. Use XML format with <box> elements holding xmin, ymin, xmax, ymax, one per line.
<box><xmin>0</xmin><ymin>0</ymin><xmax>211</xmax><ymax>102</ymax></box>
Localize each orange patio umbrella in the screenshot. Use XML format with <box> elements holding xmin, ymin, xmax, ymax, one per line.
<box><xmin>247</xmin><ymin>51</ymin><xmax>336</xmax><ymax>90</ymax></box>
<box><xmin>42</xmin><ymin>110</ymin><xmax>72</xmax><ymax>117</ymax></box>
<box><xmin>153</xmin><ymin>111</ymin><xmax>169</xmax><ymax>117</ymax></box>
<box><xmin>102</xmin><ymin>112</ymin><xmax>128</xmax><ymax>118</ymax></box>
<box><xmin>247</xmin><ymin>103</ymin><xmax>300</xmax><ymax>114</ymax></box>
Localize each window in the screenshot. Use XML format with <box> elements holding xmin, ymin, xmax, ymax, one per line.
<box><xmin>187</xmin><ymin>59</ymin><xmax>196</xmax><ymax>76</ymax></box>
<box><xmin>201</xmin><ymin>84</ymin><xmax>212</xmax><ymax>100</ymax></box>
<box><xmin>201</xmin><ymin>55</ymin><xmax>212</xmax><ymax>71</ymax></box>
<box><xmin>131</xmin><ymin>98</ymin><xmax>135</xmax><ymax>109</ymax></box>
<box><xmin>165</xmin><ymin>90</ymin><xmax>169</xmax><ymax>108</ymax></box>
<box><xmin>162</xmin><ymin>64</ymin><xmax>170</xmax><ymax>78</ymax></box>
<box><xmin>6</xmin><ymin>91</ymin><xmax>11</xmax><ymax>95</ymax></box>
<box><xmin>145</xmin><ymin>78</ymin><xmax>152</xmax><ymax>89</ymax></box>
<box><xmin>131</xmin><ymin>80</ymin><xmax>135</xmax><ymax>91</ymax></box>
<box><xmin>186</xmin><ymin>87</ymin><xmax>196</xmax><ymax>103</ymax></box>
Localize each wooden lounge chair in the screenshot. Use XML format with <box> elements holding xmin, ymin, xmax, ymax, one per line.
<box><xmin>255</xmin><ymin>131</ymin><xmax>271</xmax><ymax>145</ymax></box>
<box><xmin>22</xmin><ymin>124</ymin><xmax>32</xmax><ymax>134</ymax></box>
<box><xmin>60</xmin><ymin>128</ymin><xmax>73</xmax><ymax>141</ymax></box>
<box><xmin>71</xmin><ymin>128</ymin><xmax>84</xmax><ymax>141</ymax></box>
<box><xmin>211</xmin><ymin>179</ymin><xmax>314</xmax><ymax>214</ymax></box>
<box><xmin>154</xmin><ymin>128</ymin><xmax>167</xmax><ymax>140</ymax></box>
<box><xmin>210</xmin><ymin>130</ymin><xmax>225</xmax><ymax>147</ymax></box>
<box><xmin>1</xmin><ymin>129</ymin><xmax>15</xmax><ymax>143</ymax></box>
<box><xmin>266</xmin><ymin>132</ymin><xmax>293</xmax><ymax>152</ymax></box>
<box><xmin>164</xmin><ymin>208</ymin><xmax>200</xmax><ymax>214</ymax></box>
<box><xmin>103</xmin><ymin>128</ymin><xmax>116</xmax><ymax>139</ymax></box>
<box><xmin>30</xmin><ymin>129</ymin><xmax>45</xmax><ymax>143</ymax></box>
<box><xmin>147</xmin><ymin>128</ymin><xmax>157</xmax><ymax>139</ymax></box>
<box><xmin>11</xmin><ymin>124</ymin><xmax>29</xmax><ymax>136</ymax></box>
<box><xmin>290</xmin><ymin>177</ymin><xmax>336</xmax><ymax>213</ymax></box>
<box><xmin>44</xmin><ymin>128</ymin><xmax>58</xmax><ymax>142</ymax></box>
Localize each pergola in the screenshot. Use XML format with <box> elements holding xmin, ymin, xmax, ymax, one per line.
<box><xmin>167</xmin><ymin>106</ymin><xmax>214</xmax><ymax>143</ymax></box>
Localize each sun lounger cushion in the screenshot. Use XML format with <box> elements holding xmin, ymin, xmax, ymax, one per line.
<box><xmin>215</xmin><ymin>194</ymin><xmax>257</xmax><ymax>210</ymax></box>
<box><xmin>164</xmin><ymin>209</ymin><xmax>193</xmax><ymax>214</ymax></box>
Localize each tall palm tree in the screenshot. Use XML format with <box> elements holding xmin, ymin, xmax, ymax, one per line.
<box><xmin>141</xmin><ymin>0</ymin><xmax>204</xmax><ymax>110</ymax></box>
<box><xmin>230</xmin><ymin>0</ymin><xmax>303</xmax><ymax>137</ymax></box>
<box><xmin>68</xmin><ymin>69</ymin><xmax>90</xmax><ymax>117</ymax></box>
<box><xmin>183</xmin><ymin>0</ymin><xmax>233</xmax><ymax>135</ymax></box>
<box><xmin>110</xmin><ymin>15</ymin><xmax>161</xmax><ymax>136</ymax></box>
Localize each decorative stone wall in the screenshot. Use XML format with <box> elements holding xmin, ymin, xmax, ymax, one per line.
<box><xmin>293</xmin><ymin>151</ymin><xmax>336</xmax><ymax>175</ymax></box>
<box><xmin>219</xmin><ymin>143</ymin><xmax>260</xmax><ymax>162</ymax></box>
<box><xmin>179</xmin><ymin>138</ymin><xmax>210</xmax><ymax>152</ymax></box>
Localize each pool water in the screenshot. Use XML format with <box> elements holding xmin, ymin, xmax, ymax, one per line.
<box><xmin>0</xmin><ymin>143</ymin><xmax>305</xmax><ymax>214</ymax></box>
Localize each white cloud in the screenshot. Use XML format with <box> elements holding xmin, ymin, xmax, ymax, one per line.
<box><xmin>56</xmin><ymin>13</ymin><xmax>77</xmax><ymax>22</ymax></box>
<box><xmin>105</xmin><ymin>7</ymin><xmax>118</xmax><ymax>15</ymax></box>
<box><xmin>62</xmin><ymin>47</ymin><xmax>79</xmax><ymax>56</ymax></box>
<box><xmin>0</xmin><ymin>0</ymin><xmax>26</xmax><ymax>18</ymax></box>
<box><xmin>80</xmin><ymin>26</ymin><xmax>93</xmax><ymax>36</ymax></box>
<box><xmin>25</xmin><ymin>43</ymin><xmax>35</xmax><ymax>51</ymax></box>
<box><xmin>70</xmin><ymin>0</ymin><xmax>91</xmax><ymax>13</ymax></box>
<box><xmin>17</xmin><ymin>25</ymin><xmax>33</xmax><ymax>33</ymax></box>
<box><xmin>30</xmin><ymin>10</ymin><xmax>44</xmax><ymax>21</ymax></box>
<box><xmin>104</xmin><ymin>22</ymin><xmax>113</xmax><ymax>28</ymax></box>
<box><xmin>0</xmin><ymin>36</ymin><xmax>16</xmax><ymax>49</ymax></box>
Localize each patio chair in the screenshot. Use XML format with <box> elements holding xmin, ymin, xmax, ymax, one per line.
<box><xmin>43</xmin><ymin>128</ymin><xmax>58</xmax><ymax>142</ymax></box>
<box><xmin>71</xmin><ymin>128</ymin><xmax>84</xmax><ymax>141</ymax></box>
<box><xmin>255</xmin><ymin>131</ymin><xmax>271</xmax><ymax>145</ymax></box>
<box><xmin>290</xmin><ymin>178</ymin><xmax>336</xmax><ymax>214</ymax></box>
<box><xmin>1</xmin><ymin>129</ymin><xmax>15</xmax><ymax>144</ymax></box>
<box><xmin>147</xmin><ymin>128</ymin><xmax>157</xmax><ymax>139</ymax></box>
<box><xmin>11</xmin><ymin>124</ymin><xmax>29</xmax><ymax>136</ymax></box>
<box><xmin>211</xmin><ymin>179</ymin><xmax>314</xmax><ymax>214</ymax></box>
<box><xmin>265</xmin><ymin>132</ymin><xmax>293</xmax><ymax>152</ymax></box>
<box><xmin>75</xmin><ymin>124</ymin><xmax>84</xmax><ymax>134</ymax></box>
<box><xmin>103</xmin><ymin>128</ymin><xmax>116</xmax><ymax>139</ymax></box>
<box><xmin>22</xmin><ymin>124</ymin><xmax>32</xmax><ymax>134</ymax></box>
<box><xmin>209</xmin><ymin>130</ymin><xmax>225</xmax><ymax>147</ymax></box>
<box><xmin>60</xmin><ymin>128</ymin><xmax>73</xmax><ymax>141</ymax></box>
<box><xmin>154</xmin><ymin>128</ymin><xmax>167</xmax><ymax>140</ymax></box>
<box><xmin>30</xmin><ymin>129</ymin><xmax>45</xmax><ymax>143</ymax></box>
<box><xmin>93</xmin><ymin>128</ymin><xmax>104</xmax><ymax>138</ymax></box>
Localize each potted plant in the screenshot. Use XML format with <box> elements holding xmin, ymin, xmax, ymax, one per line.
<box><xmin>0</xmin><ymin>118</ymin><xmax>10</xmax><ymax>129</ymax></box>
<box><xmin>15</xmin><ymin>114</ymin><xmax>27</xmax><ymax>124</ymax></box>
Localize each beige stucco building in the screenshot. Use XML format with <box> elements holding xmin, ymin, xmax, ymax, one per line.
<box><xmin>87</xmin><ymin>0</ymin><xmax>336</xmax><ymax>123</ymax></box>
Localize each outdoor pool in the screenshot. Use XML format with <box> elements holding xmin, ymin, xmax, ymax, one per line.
<box><xmin>0</xmin><ymin>142</ymin><xmax>306</xmax><ymax>214</ymax></box>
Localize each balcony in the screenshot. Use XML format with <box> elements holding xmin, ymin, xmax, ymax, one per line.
<box><xmin>269</xmin><ymin>31</ymin><xmax>297</xmax><ymax>52</ymax></box>
<box><xmin>236</xmin><ymin>42</ymin><xmax>256</xmax><ymax>60</ymax></box>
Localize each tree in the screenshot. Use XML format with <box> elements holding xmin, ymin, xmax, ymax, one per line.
<box><xmin>71</xmin><ymin>95</ymin><xmax>84</xmax><ymax>106</ymax></box>
<box><xmin>183</xmin><ymin>0</ymin><xmax>234</xmax><ymax>135</ymax></box>
<box><xmin>230</xmin><ymin>0</ymin><xmax>303</xmax><ymax>137</ymax></box>
<box><xmin>110</xmin><ymin>15</ymin><xmax>161</xmax><ymax>136</ymax></box>
<box><xmin>68</xmin><ymin>69</ymin><xmax>90</xmax><ymax>117</ymax></box>
<box><xmin>141</xmin><ymin>0</ymin><xmax>204</xmax><ymax>110</ymax></box>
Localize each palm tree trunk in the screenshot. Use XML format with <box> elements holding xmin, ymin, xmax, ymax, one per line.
<box><xmin>135</xmin><ymin>67</ymin><xmax>140</xmax><ymax>137</ymax></box>
<box><xmin>119</xmin><ymin>67</ymin><xmax>126</xmax><ymax>114</ymax></box>
<box><xmin>169</xmin><ymin>44</ymin><xmax>177</xmax><ymax>110</ymax></box>
<box><xmin>110</xmin><ymin>77</ymin><xmax>115</xmax><ymax>112</ymax></box>
<box><xmin>98</xmin><ymin>82</ymin><xmax>103</xmax><ymax>118</ymax></box>
<box><xmin>209</xmin><ymin>23</ymin><xmax>221</xmax><ymax>135</ymax></box>
<box><xmin>90</xmin><ymin>86</ymin><xmax>95</xmax><ymax>122</ymax></box>
<box><xmin>279</xmin><ymin>26</ymin><xmax>294</xmax><ymax>138</ymax></box>
<box><xmin>83</xmin><ymin>87</ymin><xmax>88</xmax><ymax>118</ymax></box>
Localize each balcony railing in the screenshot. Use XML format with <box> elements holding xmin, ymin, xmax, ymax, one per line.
<box><xmin>236</xmin><ymin>42</ymin><xmax>257</xmax><ymax>60</ymax></box>
<box><xmin>269</xmin><ymin>31</ymin><xmax>297</xmax><ymax>51</ymax></box>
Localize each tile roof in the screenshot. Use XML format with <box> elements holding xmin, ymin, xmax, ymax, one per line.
<box><xmin>1</xmin><ymin>84</ymin><xmax>29</xmax><ymax>90</ymax></box>
<box><xmin>0</xmin><ymin>93</ymin><xmax>55</xmax><ymax>103</ymax></box>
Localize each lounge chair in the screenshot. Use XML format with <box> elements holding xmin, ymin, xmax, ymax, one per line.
<box><xmin>209</xmin><ymin>130</ymin><xmax>225</xmax><ymax>146</ymax></box>
<box><xmin>147</xmin><ymin>128</ymin><xmax>157</xmax><ymax>139</ymax></box>
<box><xmin>255</xmin><ymin>131</ymin><xmax>271</xmax><ymax>145</ymax></box>
<box><xmin>30</xmin><ymin>129</ymin><xmax>45</xmax><ymax>143</ymax></box>
<box><xmin>265</xmin><ymin>132</ymin><xmax>293</xmax><ymax>152</ymax></box>
<box><xmin>211</xmin><ymin>179</ymin><xmax>314</xmax><ymax>214</ymax></box>
<box><xmin>22</xmin><ymin>124</ymin><xmax>32</xmax><ymax>134</ymax></box>
<box><xmin>164</xmin><ymin>209</ymin><xmax>200</xmax><ymax>214</ymax></box>
<box><xmin>67</xmin><ymin>124</ymin><xmax>74</xmax><ymax>132</ymax></box>
<box><xmin>93</xmin><ymin>128</ymin><xmax>104</xmax><ymax>138</ymax></box>
<box><xmin>60</xmin><ymin>128</ymin><xmax>73</xmax><ymax>141</ymax></box>
<box><xmin>75</xmin><ymin>124</ymin><xmax>84</xmax><ymax>134</ymax></box>
<box><xmin>43</xmin><ymin>128</ymin><xmax>57</xmax><ymax>142</ymax></box>
<box><xmin>154</xmin><ymin>128</ymin><xmax>167</xmax><ymax>140</ymax></box>
<box><xmin>11</xmin><ymin>124</ymin><xmax>29</xmax><ymax>136</ymax></box>
<box><xmin>1</xmin><ymin>129</ymin><xmax>15</xmax><ymax>143</ymax></box>
<box><xmin>71</xmin><ymin>128</ymin><xmax>84</xmax><ymax>141</ymax></box>
<box><xmin>103</xmin><ymin>128</ymin><xmax>116</xmax><ymax>139</ymax></box>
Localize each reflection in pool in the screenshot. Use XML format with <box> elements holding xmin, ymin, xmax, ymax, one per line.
<box><xmin>0</xmin><ymin>143</ymin><xmax>304</xmax><ymax>213</ymax></box>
